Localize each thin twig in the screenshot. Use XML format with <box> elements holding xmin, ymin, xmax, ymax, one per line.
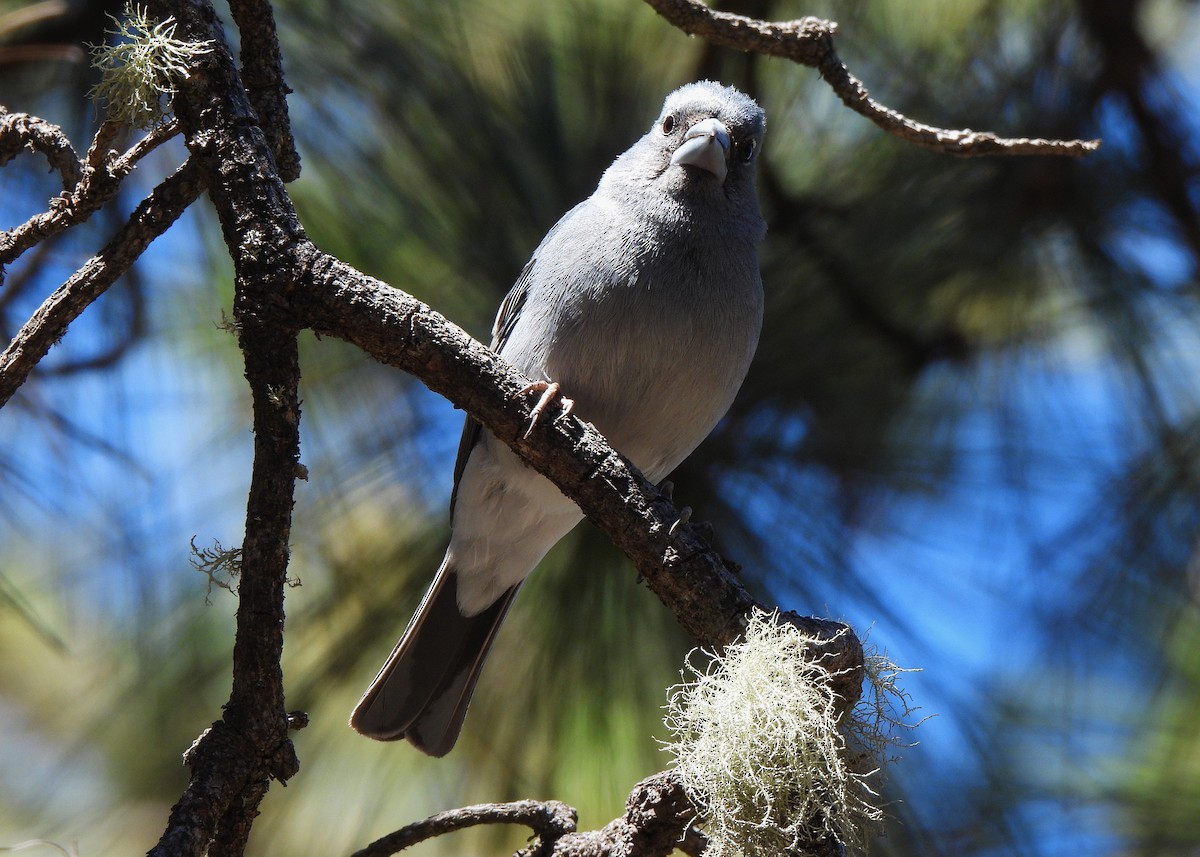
<box><xmin>815</xmin><ymin>51</ymin><xmax>1101</xmax><ymax>157</ymax></box>
<box><xmin>116</xmin><ymin>119</ymin><xmax>181</xmax><ymax>173</ymax></box>
<box><xmin>352</xmin><ymin>801</ymin><xmax>578</xmax><ymax>857</ymax></box>
<box><xmin>0</xmin><ymin>119</ymin><xmax>182</xmax><ymax>268</ymax></box>
<box><xmin>82</xmin><ymin>120</ymin><xmax>123</xmax><ymax>175</ymax></box>
<box><xmin>0</xmin><ymin>111</ymin><xmax>82</xmax><ymax>189</ymax></box>
<box><xmin>0</xmin><ymin>157</ymin><xmax>205</xmax><ymax>408</ymax></box>
<box><xmin>642</xmin><ymin>0</ymin><xmax>1101</xmax><ymax>157</ymax></box>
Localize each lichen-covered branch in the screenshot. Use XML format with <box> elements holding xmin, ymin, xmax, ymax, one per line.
<box><xmin>557</xmin><ymin>771</ymin><xmax>704</xmax><ymax>857</ymax></box>
<box><xmin>642</xmin><ymin>0</ymin><xmax>1101</xmax><ymax>157</ymax></box>
<box><xmin>88</xmin><ymin>6</ymin><xmax>213</xmax><ymax>129</ymax></box>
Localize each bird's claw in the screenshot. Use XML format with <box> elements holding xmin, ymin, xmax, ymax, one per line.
<box><xmin>517</xmin><ymin>380</ymin><xmax>575</xmax><ymax>439</ymax></box>
<box><xmin>668</xmin><ymin>506</ymin><xmax>693</xmax><ymax>539</ymax></box>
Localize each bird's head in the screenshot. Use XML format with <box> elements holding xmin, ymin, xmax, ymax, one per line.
<box><xmin>601</xmin><ymin>81</ymin><xmax>766</xmax><ymax>228</ymax></box>
<box><xmin>656</xmin><ymin>81</ymin><xmax>765</xmax><ymax>188</ymax></box>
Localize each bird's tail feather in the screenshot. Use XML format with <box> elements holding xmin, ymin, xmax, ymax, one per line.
<box><xmin>349</xmin><ymin>561</ymin><xmax>519</xmax><ymax>756</ymax></box>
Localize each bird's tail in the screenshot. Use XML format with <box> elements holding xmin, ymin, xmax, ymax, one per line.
<box><xmin>349</xmin><ymin>560</ymin><xmax>519</xmax><ymax>756</ymax></box>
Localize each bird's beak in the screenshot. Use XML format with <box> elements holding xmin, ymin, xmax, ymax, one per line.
<box><xmin>670</xmin><ymin>117</ymin><xmax>731</xmax><ymax>183</ymax></box>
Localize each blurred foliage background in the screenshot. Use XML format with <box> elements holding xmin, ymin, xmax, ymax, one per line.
<box><xmin>3</xmin><ymin>0</ymin><xmax>1200</xmax><ymax>854</ymax></box>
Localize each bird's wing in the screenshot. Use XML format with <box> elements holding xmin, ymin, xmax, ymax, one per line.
<box><xmin>448</xmin><ymin>260</ymin><xmax>531</xmax><ymax>516</ymax></box>
<box><xmin>449</xmin><ymin>207</ymin><xmax>580</xmax><ymax>516</ymax></box>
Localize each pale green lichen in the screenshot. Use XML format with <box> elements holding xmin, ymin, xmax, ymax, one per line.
<box><xmin>663</xmin><ymin>610</ymin><xmax>919</xmax><ymax>856</ymax></box>
<box><xmin>190</xmin><ymin>535</ymin><xmax>242</xmax><ymax>603</ymax></box>
<box><xmin>89</xmin><ymin>4</ymin><xmax>211</xmax><ymax>129</ymax></box>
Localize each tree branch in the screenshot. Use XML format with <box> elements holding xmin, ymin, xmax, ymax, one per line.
<box><xmin>226</xmin><ymin>0</ymin><xmax>300</xmax><ymax>181</ymax></box>
<box><xmin>548</xmin><ymin>771</ymin><xmax>702</xmax><ymax>857</ymax></box>
<box><xmin>0</xmin><ymin>157</ymin><xmax>205</xmax><ymax>408</ymax></box>
<box><xmin>111</xmin><ymin>3</ymin><xmax>310</xmax><ymax>853</ymax></box>
<box><xmin>0</xmin><ymin>119</ymin><xmax>181</xmax><ymax>268</ymax></box>
<box><xmin>355</xmin><ymin>772</ymin><xmax>706</xmax><ymax>857</ymax></box>
<box><xmin>352</xmin><ymin>800</ymin><xmax>579</xmax><ymax>857</ymax></box>
<box><xmin>204</xmin><ymin>290</ymin><xmax>303</xmax><ymax>856</ymax></box>
<box><xmin>0</xmin><ymin>109</ymin><xmax>82</xmax><ymax>189</ymax></box>
<box><xmin>642</xmin><ymin>0</ymin><xmax>1101</xmax><ymax>157</ymax></box>
<box><xmin>357</xmin><ymin>771</ymin><xmax>712</xmax><ymax>857</ymax></box>
<box><xmin>291</xmin><ymin>250</ymin><xmax>864</xmax><ymax>689</ymax></box>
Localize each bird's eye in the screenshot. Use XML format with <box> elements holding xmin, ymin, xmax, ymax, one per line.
<box><xmin>661</xmin><ymin>115</ymin><xmax>676</xmax><ymax>135</ymax></box>
<box><xmin>735</xmin><ymin>138</ymin><xmax>757</xmax><ymax>162</ymax></box>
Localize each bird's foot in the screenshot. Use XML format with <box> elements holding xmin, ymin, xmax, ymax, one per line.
<box><xmin>517</xmin><ymin>380</ymin><xmax>575</xmax><ymax>439</ymax></box>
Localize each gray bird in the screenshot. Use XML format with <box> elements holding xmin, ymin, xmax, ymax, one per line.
<box><xmin>350</xmin><ymin>80</ymin><xmax>766</xmax><ymax>755</ymax></box>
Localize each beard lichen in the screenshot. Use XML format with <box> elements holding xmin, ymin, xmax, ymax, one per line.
<box><xmin>89</xmin><ymin>4</ymin><xmax>212</xmax><ymax>129</ymax></box>
<box><xmin>663</xmin><ymin>610</ymin><xmax>919</xmax><ymax>856</ymax></box>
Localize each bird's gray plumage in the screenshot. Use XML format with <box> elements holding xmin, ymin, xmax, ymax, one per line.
<box><xmin>350</xmin><ymin>80</ymin><xmax>766</xmax><ymax>755</ymax></box>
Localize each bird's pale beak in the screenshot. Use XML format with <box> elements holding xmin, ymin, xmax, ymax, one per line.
<box><xmin>670</xmin><ymin>117</ymin><xmax>732</xmax><ymax>182</ymax></box>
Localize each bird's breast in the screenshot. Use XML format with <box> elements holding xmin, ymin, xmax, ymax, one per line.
<box><xmin>511</xmin><ymin>228</ymin><xmax>762</xmax><ymax>481</ymax></box>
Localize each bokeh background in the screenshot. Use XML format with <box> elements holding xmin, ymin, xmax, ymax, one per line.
<box><xmin>3</xmin><ymin>0</ymin><xmax>1200</xmax><ymax>854</ymax></box>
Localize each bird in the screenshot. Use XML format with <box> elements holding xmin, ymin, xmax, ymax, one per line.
<box><xmin>350</xmin><ymin>80</ymin><xmax>767</xmax><ymax>756</ymax></box>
